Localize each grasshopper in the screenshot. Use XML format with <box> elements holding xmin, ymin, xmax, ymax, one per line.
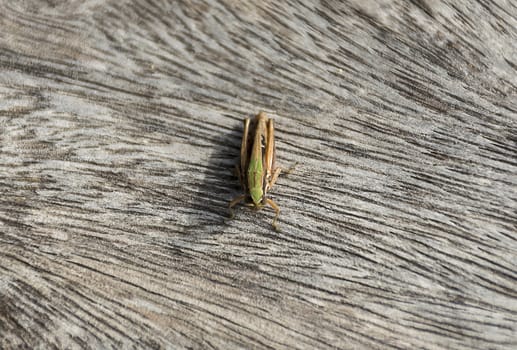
<box><xmin>229</xmin><ymin>111</ymin><xmax>289</xmax><ymax>230</ymax></box>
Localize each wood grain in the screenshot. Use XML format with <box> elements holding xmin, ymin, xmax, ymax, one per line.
<box><xmin>0</xmin><ymin>0</ymin><xmax>516</xmax><ymax>349</ymax></box>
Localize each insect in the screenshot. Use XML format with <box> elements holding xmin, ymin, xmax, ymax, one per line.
<box><xmin>229</xmin><ymin>111</ymin><xmax>292</xmax><ymax>230</ymax></box>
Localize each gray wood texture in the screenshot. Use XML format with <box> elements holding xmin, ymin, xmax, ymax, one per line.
<box><xmin>1</xmin><ymin>0</ymin><xmax>516</xmax><ymax>349</ymax></box>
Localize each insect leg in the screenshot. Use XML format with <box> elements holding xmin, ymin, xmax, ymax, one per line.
<box><xmin>240</xmin><ymin>118</ymin><xmax>251</xmax><ymax>179</ymax></box>
<box><xmin>228</xmin><ymin>194</ymin><xmax>247</xmax><ymax>219</ymax></box>
<box><xmin>235</xmin><ymin>164</ymin><xmax>247</xmax><ymax>191</ymax></box>
<box><xmin>267</xmin><ymin>167</ymin><xmax>282</xmax><ymax>191</ymax></box>
<box><xmin>264</xmin><ymin>117</ymin><xmax>275</xmax><ymax>173</ymax></box>
<box><xmin>285</xmin><ymin>162</ymin><xmax>298</xmax><ymax>175</ymax></box>
<box><xmin>268</xmin><ymin>162</ymin><xmax>297</xmax><ymax>189</ymax></box>
<box><xmin>265</xmin><ymin>198</ymin><xmax>280</xmax><ymax>231</ymax></box>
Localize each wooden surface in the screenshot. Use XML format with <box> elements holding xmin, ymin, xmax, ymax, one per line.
<box><xmin>1</xmin><ymin>0</ymin><xmax>516</xmax><ymax>349</ymax></box>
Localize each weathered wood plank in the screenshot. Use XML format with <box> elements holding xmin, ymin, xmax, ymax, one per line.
<box><xmin>0</xmin><ymin>0</ymin><xmax>516</xmax><ymax>349</ymax></box>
